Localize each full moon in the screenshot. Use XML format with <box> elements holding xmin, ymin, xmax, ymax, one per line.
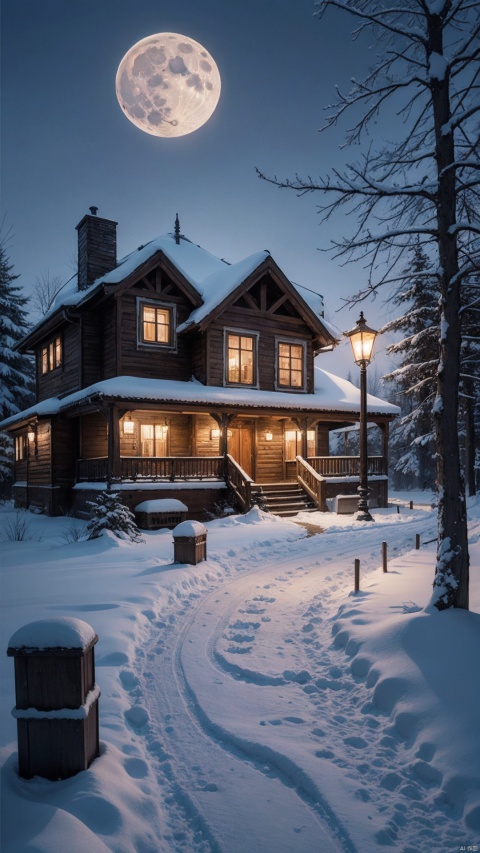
<box><xmin>115</xmin><ymin>33</ymin><xmax>221</xmax><ymax>138</ymax></box>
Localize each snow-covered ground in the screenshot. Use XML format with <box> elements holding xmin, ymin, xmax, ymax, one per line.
<box><xmin>1</xmin><ymin>491</ymin><xmax>479</xmax><ymax>853</ymax></box>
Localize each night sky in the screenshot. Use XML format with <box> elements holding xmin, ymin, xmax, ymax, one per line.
<box><xmin>1</xmin><ymin>0</ymin><xmax>393</xmax><ymax>378</ymax></box>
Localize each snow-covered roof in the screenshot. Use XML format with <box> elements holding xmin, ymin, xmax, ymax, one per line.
<box><xmin>30</xmin><ymin>233</ymin><xmax>328</xmax><ymax>340</ymax></box>
<box><xmin>0</xmin><ymin>369</ymin><xmax>400</xmax><ymax>430</ymax></box>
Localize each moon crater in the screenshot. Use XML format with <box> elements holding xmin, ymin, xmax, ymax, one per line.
<box><xmin>116</xmin><ymin>33</ymin><xmax>221</xmax><ymax>137</ymax></box>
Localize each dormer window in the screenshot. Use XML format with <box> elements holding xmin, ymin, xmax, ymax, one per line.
<box><xmin>138</xmin><ymin>300</ymin><xmax>176</xmax><ymax>349</ymax></box>
<box><xmin>41</xmin><ymin>336</ymin><xmax>62</xmax><ymax>374</ymax></box>
<box><xmin>225</xmin><ymin>331</ymin><xmax>258</xmax><ymax>386</ymax></box>
<box><xmin>276</xmin><ymin>340</ymin><xmax>306</xmax><ymax>390</ymax></box>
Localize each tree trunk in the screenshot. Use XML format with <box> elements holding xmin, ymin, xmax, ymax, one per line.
<box><xmin>429</xmin><ymin>11</ymin><xmax>469</xmax><ymax>609</ymax></box>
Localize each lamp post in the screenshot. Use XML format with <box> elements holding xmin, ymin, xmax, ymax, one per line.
<box><xmin>345</xmin><ymin>312</ymin><xmax>378</xmax><ymax>521</ymax></box>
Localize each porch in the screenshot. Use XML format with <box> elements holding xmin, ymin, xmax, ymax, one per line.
<box><xmin>75</xmin><ymin>453</ymin><xmax>388</xmax><ymax>515</ymax></box>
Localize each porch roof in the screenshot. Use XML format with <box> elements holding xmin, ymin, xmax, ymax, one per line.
<box><xmin>0</xmin><ymin>368</ymin><xmax>400</xmax><ymax>430</ymax></box>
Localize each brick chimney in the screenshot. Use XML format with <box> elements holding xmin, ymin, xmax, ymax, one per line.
<box><xmin>76</xmin><ymin>207</ymin><xmax>117</xmax><ymax>290</ymax></box>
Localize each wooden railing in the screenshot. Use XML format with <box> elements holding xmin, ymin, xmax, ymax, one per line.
<box><xmin>76</xmin><ymin>457</ymin><xmax>108</xmax><ymax>481</ymax></box>
<box><xmin>225</xmin><ymin>454</ymin><xmax>253</xmax><ymax>512</ymax></box>
<box><xmin>308</xmin><ymin>456</ymin><xmax>387</xmax><ymax>477</ymax></box>
<box><xmin>296</xmin><ymin>456</ymin><xmax>326</xmax><ymax>511</ymax></box>
<box><xmin>77</xmin><ymin>456</ymin><xmax>224</xmax><ymax>482</ymax></box>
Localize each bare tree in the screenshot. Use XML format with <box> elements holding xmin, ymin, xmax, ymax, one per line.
<box><xmin>31</xmin><ymin>271</ymin><xmax>65</xmax><ymax>317</ymax></box>
<box><xmin>258</xmin><ymin>0</ymin><xmax>480</xmax><ymax>609</ymax></box>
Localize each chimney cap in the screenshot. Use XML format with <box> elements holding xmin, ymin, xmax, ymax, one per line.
<box><xmin>89</xmin><ymin>206</ymin><xmax>98</xmax><ymax>216</ymax></box>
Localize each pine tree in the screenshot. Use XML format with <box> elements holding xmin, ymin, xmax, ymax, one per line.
<box><xmin>381</xmin><ymin>242</ymin><xmax>438</xmax><ymax>490</ymax></box>
<box><xmin>86</xmin><ymin>491</ymin><xmax>144</xmax><ymax>543</ymax></box>
<box><xmin>460</xmin><ymin>278</ymin><xmax>480</xmax><ymax>496</ymax></box>
<box><xmin>0</xmin><ymin>240</ymin><xmax>35</xmax><ymax>496</ymax></box>
<box><xmin>0</xmin><ymin>242</ymin><xmax>35</xmax><ymax>420</ymax></box>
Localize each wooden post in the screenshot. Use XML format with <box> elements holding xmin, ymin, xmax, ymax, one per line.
<box><xmin>382</xmin><ymin>541</ymin><xmax>388</xmax><ymax>573</ymax></box>
<box><xmin>397</xmin><ymin>505</ymin><xmax>400</xmax><ymax>514</ymax></box>
<box><xmin>7</xmin><ymin>618</ymin><xmax>100</xmax><ymax>780</ymax></box>
<box><xmin>354</xmin><ymin>558</ymin><xmax>360</xmax><ymax>592</ymax></box>
<box><xmin>416</xmin><ymin>534</ymin><xmax>420</xmax><ymax>549</ymax></box>
<box><xmin>409</xmin><ymin>500</ymin><xmax>414</xmax><ymax>510</ymax></box>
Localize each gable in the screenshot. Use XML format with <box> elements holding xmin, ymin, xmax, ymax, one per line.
<box><xmin>105</xmin><ymin>250</ymin><xmax>203</xmax><ymax>310</ymax></box>
<box><xmin>231</xmin><ymin>273</ymin><xmax>303</xmax><ymax>320</ymax></box>
<box><xmin>181</xmin><ymin>255</ymin><xmax>337</xmax><ymax>348</ymax></box>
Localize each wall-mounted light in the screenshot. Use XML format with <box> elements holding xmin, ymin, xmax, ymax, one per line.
<box><xmin>123</xmin><ymin>415</ymin><xmax>134</xmax><ymax>435</ymax></box>
<box><xmin>264</xmin><ymin>431</ymin><xmax>273</xmax><ymax>441</ymax></box>
<box><xmin>210</xmin><ymin>428</ymin><xmax>221</xmax><ymax>440</ymax></box>
<box><xmin>27</xmin><ymin>426</ymin><xmax>36</xmax><ymax>443</ymax></box>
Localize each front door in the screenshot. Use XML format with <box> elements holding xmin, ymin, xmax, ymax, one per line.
<box><xmin>228</xmin><ymin>425</ymin><xmax>254</xmax><ymax>479</ymax></box>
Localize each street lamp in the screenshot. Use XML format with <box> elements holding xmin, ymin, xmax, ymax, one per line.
<box><xmin>345</xmin><ymin>312</ymin><xmax>378</xmax><ymax>521</ymax></box>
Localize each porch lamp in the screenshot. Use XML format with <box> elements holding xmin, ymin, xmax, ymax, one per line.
<box><xmin>345</xmin><ymin>312</ymin><xmax>378</xmax><ymax>522</ymax></box>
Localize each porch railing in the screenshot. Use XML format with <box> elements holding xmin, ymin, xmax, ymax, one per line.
<box><xmin>76</xmin><ymin>456</ymin><xmax>224</xmax><ymax>482</ymax></box>
<box><xmin>296</xmin><ymin>456</ymin><xmax>326</xmax><ymax>512</ymax></box>
<box><xmin>308</xmin><ymin>456</ymin><xmax>387</xmax><ymax>477</ymax></box>
<box><xmin>225</xmin><ymin>454</ymin><xmax>253</xmax><ymax>512</ymax></box>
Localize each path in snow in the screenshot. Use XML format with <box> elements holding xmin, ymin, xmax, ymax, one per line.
<box><xmin>124</xmin><ymin>509</ymin><xmax>441</xmax><ymax>851</ymax></box>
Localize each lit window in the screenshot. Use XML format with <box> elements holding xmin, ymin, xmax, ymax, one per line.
<box><xmin>227</xmin><ymin>334</ymin><xmax>255</xmax><ymax>385</ymax></box>
<box><xmin>142</xmin><ymin>305</ymin><xmax>171</xmax><ymax>345</ymax></box>
<box><xmin>15</xmin><ymin>434</ymin><xmax>27</xmax><ymax>461</ymax></box>
<box><xmin>140</xmin><ymin>423</ymin><xmax>168</xmax><ymax>456</ymax></box>
<box><xmin>277</xmin><ymin>342</ymin><xmax>304</xmax><ymax>388</ymax></box>
<box><xmin>41</xmin><ymin>336</ymin><xmax>62</xmax><ymax>374</ymax></box>
<box><xmin>285</xmin><ymin>429</ymin><xmax>316</xmax><ymax>461</ymax></box>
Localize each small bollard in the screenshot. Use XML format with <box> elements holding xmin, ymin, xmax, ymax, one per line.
<box><xmin>415</xmin><ymin>533</ymin><xmax>420</xmax><ymax>550</ymax></box>
<box><xmin>7</xmin><ymin>617</ymin><xmax>100</xmax><ymax>780</ymax></box>
<box><xmin>397</xmin><ymin>505</ymin><xmax>400</xmax><ymax>514</ymax></box>
<box><xmin>382</xmin><ymin>541</ymin><xmax>388</xmax><ymax>573</ymax></box>
<box><xmin>173</xmin><ymin>520</ymin><xmax>207</xmax><ymax>565</ymax></box>
<box><xmin>354</xmin><ymin>558</ymin><xmax>360</xmax><ymax>592</ymax></box>
<box><xmin>409</xmin><ymin>500</ymin><xmax>414</xmax><ymax>510</ymax></box>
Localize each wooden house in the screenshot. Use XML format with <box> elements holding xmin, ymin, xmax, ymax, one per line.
<box><xmin>1</xmin><ymin>209</ymin><xmax>399</xmax><ymax>519</ymax></box>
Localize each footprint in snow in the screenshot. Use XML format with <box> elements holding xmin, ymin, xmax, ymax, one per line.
<box><xmin>123</xmin><ymin>757</ymin><xmax>149</xmax><ymax>779</ymax></box>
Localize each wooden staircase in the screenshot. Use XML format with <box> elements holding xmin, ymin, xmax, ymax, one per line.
<box><xmin>252</xmin><ymin>482</ymin><xmax>317</xmax><ymax>518</ymax></box>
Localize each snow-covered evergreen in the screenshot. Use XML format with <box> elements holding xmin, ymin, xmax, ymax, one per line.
<box><xmin>0</xmin><ymin>241</ymin><xmax>35</xmax><ymax>495</ymax></box>
<box><xmin>0</xmin><ymin>242</ymin><xmax>35</xmax><ymax>420</ymax></box>
<box><xmin>86</xmin><ymin>491</ymin><xmax>144</xmax><ymax>543</ymax></box>
<box><xmin>381</xmin><ymin>242</ymin><xmax>438</xmax><ymax>490</ymax></box>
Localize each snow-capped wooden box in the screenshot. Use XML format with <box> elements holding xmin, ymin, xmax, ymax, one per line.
<box><xmin>7</xmin><ymin>618</ymin><xmax>100</xmax><ymax>780</ymax></box>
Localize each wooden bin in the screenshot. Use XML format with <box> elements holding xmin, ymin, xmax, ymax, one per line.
<box><xmin>7</xmin><ymin>618</ymin><xmax>100</xmax><ymax>780</ymax></box>
<box><xmin>173</xmin><ymin>520</ymin><xmax>207</xmax><ymax>565</ymax></box>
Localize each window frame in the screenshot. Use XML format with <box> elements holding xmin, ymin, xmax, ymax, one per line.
<box><xmin>275</xmin><ymin>338</ymin><xmax>307</xmax><ymax>392</ymax></box>
<box><xmin>137</xmin><ymin>299</ymin><xmax>176</xmax><ymax>351</ymax></box>
<box><xmin>15</xmin><ymin>434</ymin><xmax>27</xmax><ymax>462</ymax></box>
<box><xmin>41</xmin><ymin>335</ymin><xmax>62</xmax><ymax>375</ymax></box>
<box><xmin>139</xmin><ymin>422</ymin><xmax>169</xmax><ymax>457</ymax></box>
<box><xmin>224</xmin><ymin>329</ymin><xmax>259</xmax><ymax>388</ymax></box>
<box><xmin>284</xmin><ymin>429</ymin><xmax>316</xmax><ymax>462</ymax></box>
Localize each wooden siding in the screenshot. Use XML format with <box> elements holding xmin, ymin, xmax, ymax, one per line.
<box><xmin>205</xmin><ymin>310</ymin><xmax>314</xmax><ymax>392</ymax></box>
<box><xmin>116</xmin><ymin>289</ymin><xmax>193</xmax><ymax>381</ymax></box>
<box><xmin>36</xmin><ymin>323</ymin><xmax>81</xmax><ymax>402</ymax></box>
<box><xmin>28</xmin><ymin>422</ymin><xmax>52</xmax><ymax>485</ymax></box>
<box><xmin>253</xmin><ymin>418</ymin><xmax>285</xmax><ymax>482</ymax></box>
<box><xmin>52</xmin><ymin>418</ymin><xmax>77</xmax><ymax>485</ymax></box>
<box><xmin>102</xmin><ymin>303</ymin><xmax>117</xmax><ymax>378</ymax></box>
<box><xmin>81</xmin><ymin>310</ymin><xmax>104</xmax><ymax>386</ymax></box>
<box><xmin>194</xmin><ymin>414</ymin><xmax>221</xmax><ymax>457</ymax></box>
<box><xmin>81</xmin><ymin>412</ymin><xmax>108</xmax><ymax>459</ymax></box>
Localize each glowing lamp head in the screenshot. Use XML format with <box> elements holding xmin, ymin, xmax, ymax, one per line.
<box><xmin>345</xmin><ymin>312</ymin><xmax>377</xmax><ymax>366</ymax></box>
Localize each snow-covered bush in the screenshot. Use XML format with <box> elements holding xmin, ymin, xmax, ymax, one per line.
<box><xmin>86</xmin><ymin>491</ymin><xmax>144</xmax><ymax>543</ymax></box>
